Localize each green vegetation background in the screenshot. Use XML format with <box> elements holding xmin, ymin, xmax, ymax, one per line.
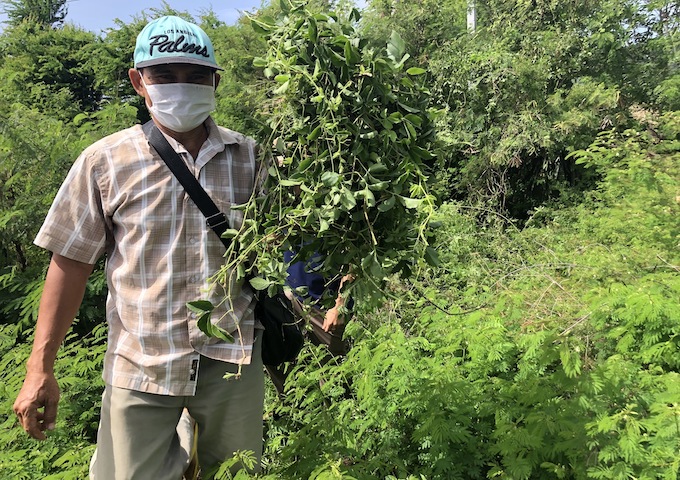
<box><xmin>0</xmin><ymin>0</ymin><xmax>678</xmax><ymax>478</ymax></box>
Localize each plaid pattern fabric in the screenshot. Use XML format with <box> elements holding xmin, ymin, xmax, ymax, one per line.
<box><xmin>35</xmin><ymin>118</ymin><xmax>259</xmax><ymax>396</ymax></box>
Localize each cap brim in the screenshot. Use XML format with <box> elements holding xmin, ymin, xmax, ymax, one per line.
<box><xmin>135</xmin><ymin>56</ymin><xmax>223</xmax><ymax>71</ymax></box>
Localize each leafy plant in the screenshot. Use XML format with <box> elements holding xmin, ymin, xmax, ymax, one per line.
<box><xmin>0</xmin><ymin>322</ymin><xmax>105</xmax><ymax>479</ymax></box>
<box><xmin>260</xmin><ymin>126</ymin><xmax>680</xmax><ymax>479</ymax></box>
<box><xmin>209</xmin><ymin>0</ymin><xmax>438</xmax><ymax>312</ymax></box>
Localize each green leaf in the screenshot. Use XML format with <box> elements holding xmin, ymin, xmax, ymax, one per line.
<box><xmin>187</xmin><ymin>300</ymin><xmax>214</xmax><ymax>315</ymax></box>
<box><xmin>321</xmin><ymin>171</ymin><xmax>340</xmax><ymax>186</ymax></box>
<box><xmin>274</xmin><ymin>74</ymin><xmax>290</xmax><ymax>83</ymax></box>
<box><xmin>424</xmin><ymin>246</ymin><xmax>441</xmax><ymax>267</ymax></box>
<box><xmin>401</xmin><ymin>76</ymin><xmax>415</xmax><ymax>88</ymax></box>
<box><xmin>279</xmin><ymin>179</ymin><xmax>302</xmax><ymax>186</ymax></box>
<box><xmin>275</xmin><ymin>137</ymin><xmax>285</xmax><ymax>153</ymax></box>
<box><xmin>297</xmin><ymin>157</ymin><xmax>313</xmax><ymax>172</ymax></box>
<box><xmin>387</xmin><ymin>30</ymin><xmax>406</xmax><ymax>63</ymax></box>
<box><xmin>406</xmin><ymin>67</ymin><xmax>427</xmax><ymax>76</ymax></box>
<box><xmin>308</xmin><ymin>17</ymin><xmax>318</xmax><ymax>42</ymax></box>
<box><xmin>368</xmin><ymin>163</ymin><xmax>389</xmax><ymax>174</ymax></box>
<box><xmin>363</xmin><ymin>188</ymin><xmax>376</xmax><ymax>207</ymax></box>
<box><xmin>307</xmin><ymin>125</ymin><xmax>322</xmax><ymax>141</ymax></box>
<box><xmin>398</xmin><ymin>196</ymin><xmax>423</xmax><ymax>209</ymax></box>
<box><xmin>378</xmin><ymin>195</ymin><xmax>396</xmax><ymax>212</ymax></box>
<box><xmin>398</xmin><ymin>102</ymin><xmax>420</xmax><ymax>113</ymax></box>
<box><xmin>361</xmin><ymin>255</ymin><xmax>384</xmax><ymax>278</ymax></box>
<box><xmin>273</xmin><ymin>80</ymin><xmax>290</xmax><ymax>94</ymax></box>
<box><xmin>344</xmin><ymin>40</ymin><xmax>359</xmax><ymax>65</ymax></box>
<box><xmin>250</xmin><ymin>16</ymin><xmax>274</xmax><ymax>35</ymax></box>
<box><xmin>349</xmin><ymin>8</ymin><xmax>361</xmax><ymax>23</ymax></box>
<box><xmin>412</xmin><ymin>145</ymin><xmax>433</xmax><ymax>159</ymax></box>
<box><xmin>221</xmin><ymin>229</ymin><xmax>240</xmax><ymax>239</ymax></box>
<box><xmin>197</xmin><ymin>312</ymin><xmax>234</xmax><ymax>343</ymax></box>
<box><xmin>279</xmin><ymin>0</ymin><xmax>290</xmax><ymax>14</ymax></box>
<box><xmin>252</xmin><ymin>57</ymin><xmax>267</xmax><ymax>68</ymax></box>
<box><xmin>319</xmin><ymin>218</ymin><xmax>330</xmax><ymax>232</ymax></box>
<box><xmin>249</xmin><ymin>277</ymin><xmax>271</xmax><ymax>291</ymax></box>
<box><xmin>395</xmin><ymin>52</ymin><xmax>411</xmax><ymax>69</ymax></box>
<box><xmin>405</xmin><ymin>114</ymin><xmax>423</xmax><ymax>127</ymax></box>
<box><xmin>368</xmin><ymin>181</ymin><xmax>389</xmax><ymax>191</ymax></box>
<box><xmin>340</xmin><ymin>189</ymin><xmax>357</xmax><ymax>210</ymax></box>
<box><xmin>73</xmin><ymin>113</ymin><xmax>89</xmax><ymax>125</ymax></box>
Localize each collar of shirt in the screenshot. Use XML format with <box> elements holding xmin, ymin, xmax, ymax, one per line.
<box><xmin>160</xmin><ymin>116</ymin><xmax>240</xmax><ymax>169</ymax></box>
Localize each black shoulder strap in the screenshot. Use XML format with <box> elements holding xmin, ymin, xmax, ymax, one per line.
<box><xmin>143</xmin><ymin>121</ymin><xmax>230</xmax><ymax>249</ymax></box>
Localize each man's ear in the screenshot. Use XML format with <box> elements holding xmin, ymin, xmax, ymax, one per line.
<box><xmin>128</xmin><ymin>68</ymin><xmax>145</xmax><ymax>96</ymax></box>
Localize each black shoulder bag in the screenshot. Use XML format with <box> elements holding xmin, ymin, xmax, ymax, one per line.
<box><xmin>144</xmin><ymin>122</ymin><xmax>303</xmax><ymax>366</ymax></box>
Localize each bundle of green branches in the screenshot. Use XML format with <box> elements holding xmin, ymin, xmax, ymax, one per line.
<box><xmin>215</xmin><ymin>0</ymin><xmax>439</xmax><ymax>312</ymax></box>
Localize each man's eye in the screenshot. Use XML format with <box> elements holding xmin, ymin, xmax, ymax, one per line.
<box><xmin>150</xmin><ymin>74</ymin><xmax>174</xmax><ymax>83</ymax></box>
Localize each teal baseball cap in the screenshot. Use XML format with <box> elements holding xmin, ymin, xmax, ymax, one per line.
<box><xmin>134</xmin><ymin>15</ymin><xmax>222</xmax><ymax>70</ymax></box>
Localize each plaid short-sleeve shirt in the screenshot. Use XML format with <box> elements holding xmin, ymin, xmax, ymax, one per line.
<box><xmin>35</xmin><ymin>118</ymin><xmax>260</xmax><ymax>396</ymax></box>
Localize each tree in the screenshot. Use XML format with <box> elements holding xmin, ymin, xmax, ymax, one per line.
<box><xmin>1</xmin><ymin>0</ymin><xmax>67</xmax><ymax>28</ymax></box>
<box><xmin>0</xmin><ymin>22</ymin><xmax>102</xmax><ymax>119</ymax></box>
<box><xmin>361</xmin><ymin>0</ymin><xmax>680</xmax><ymax>219</ymax></box>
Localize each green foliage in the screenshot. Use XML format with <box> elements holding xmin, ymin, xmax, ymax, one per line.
<box><xmin>187</xmin><ymin>299</ymin><xmax>235</xmax><ymax>343</ymax></box>
<box><xmin>1</xmin><ymin>1</ymin><xmax>678</xmax><ymax>478</ymax></box>
<box><xmin>0</xmin><ymin>104</ymin><xmax>79</xmax><ymax>325</ymax></box>
<box><xmin>0</xmin><ymin>322</ymin><xmax>105</xmax><ymax>479</ymax></box>
<box><xmin>655</xmin><ymin>73</ymin><xmax>680</xmax><ymax>111</ymax></box>
<box><xmin>0</xmin><ymin>102</ymin><xmax>116</xmax><ymax>330</ymax></box>
<box><xmin>0</xmin><ymin>21</ymin><xmax>102</xmax><ymax>119</ymax></box>
<box><xmin>361</xmin><ymin>0</ymin><xmax>467</xmax><ymax>59</ymax></box>
<box><xmin>362</xmin><ymin>0</ymin><xmax>678</xmax><ymax>218</ymax></box>
<box><xmin>207</xmin><ymin>13</ymin><xmax>269</xmax><ymax>137</ymax></box>
<box><xmin>259</xmin><ymin>126</ymin><xmax>680</xmax><ymax>479</ymax></box>
<box><xmin>1</xmin><ymin>0</ymin><xmax>68</xmax><ymax>28</ymax></box>
<box><xmin>211</xmin><ymin>1</ymin><xmax>437</xmax><ymax>311</ymax></box>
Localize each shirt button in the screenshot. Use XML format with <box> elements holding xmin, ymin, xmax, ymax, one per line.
<box><xmin>189</xmin><ymin>237</ymin><xmax>197</xmax><ymax>244</ymax></box>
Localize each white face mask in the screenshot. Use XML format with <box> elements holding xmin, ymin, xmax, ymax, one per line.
<box><xmin>142</xmin><ymin>77</ymin><xmax>216</xmax><ymax>133</ymax></box>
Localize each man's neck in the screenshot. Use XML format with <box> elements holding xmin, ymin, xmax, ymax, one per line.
<box><xmin>155</xmin><ymin>120</ymin><xmax>209</xmax><ymax>161</ymax></box>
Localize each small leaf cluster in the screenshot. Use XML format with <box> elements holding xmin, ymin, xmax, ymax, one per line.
<box><xmin>187</xmin><ymin>300</ymin><xmax>235</xmax><ymax>343</ymax></box>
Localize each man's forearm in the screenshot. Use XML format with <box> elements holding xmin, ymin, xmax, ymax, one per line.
<box><xmin>27</xmin><ymin>254</ymin><xmax>94</xmax><ymax>372</ymax></box>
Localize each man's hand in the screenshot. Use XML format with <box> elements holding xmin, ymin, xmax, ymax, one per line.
<box><xmin>323</xmin><ymin>306</ymin><xmax>344</xmax><ymax>332</ymax></box>
<box><xmin>12</xmin><ymin>253</ymin><xmax>92</xmax><ymax>440</ymax></box>
<box><xmin>13</xmin><ymin>370</ymin><xmax>60</xmax><ymax>440</ymax></box>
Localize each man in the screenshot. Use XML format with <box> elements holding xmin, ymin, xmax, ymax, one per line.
<box><xmin>13</xmin><ymin>16</ymin><xmax>263</xmax><ymax>479</ymax></box>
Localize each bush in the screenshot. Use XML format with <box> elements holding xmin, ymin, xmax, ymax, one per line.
<box><xmin>262</xmin><ymin>127</ymin><xmax>680</xmax><ymax>479</ymax></box>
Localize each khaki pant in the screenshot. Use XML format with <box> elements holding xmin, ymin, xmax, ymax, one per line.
<box><xmin>90</xmin><ymin>336</ymin><xmax>264</xmax><ymax>480</ymax></box>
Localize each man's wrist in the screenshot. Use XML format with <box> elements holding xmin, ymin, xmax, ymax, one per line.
<box><xmin>26</xmin><ymin>354</ymin><xmax>56</xmax><ymax>375</ymax></box>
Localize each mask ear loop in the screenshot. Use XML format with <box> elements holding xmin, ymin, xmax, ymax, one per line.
<box><xmin>137</xmin><ymin>69</ymin><xmax>147</xmax><ymax>88</ymax></box>
<box><xmin>137</xmin><ymin>72</ymin><xmax>154</xmax><ymax>109</ymax></box>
